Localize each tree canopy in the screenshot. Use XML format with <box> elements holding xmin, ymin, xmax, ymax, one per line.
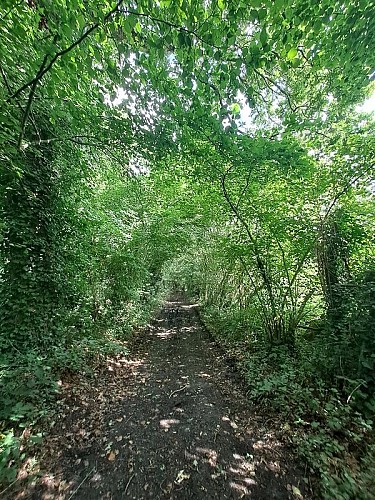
<box><xmin>0</xmin><ymin>0</ymin><xmax>374</xmax><ymax>497</ymax></box>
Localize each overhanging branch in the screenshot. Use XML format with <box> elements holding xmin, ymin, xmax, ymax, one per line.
<box><xmin>6</xmin><ymin>0</ymin><xmax>125</xmax><ymax>103</ymax></box>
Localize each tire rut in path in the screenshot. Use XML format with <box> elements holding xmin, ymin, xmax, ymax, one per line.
<box><xmin>22</xmin><ymin>298</ymin><xmax>309</xmax><ymax>499</ymax></box>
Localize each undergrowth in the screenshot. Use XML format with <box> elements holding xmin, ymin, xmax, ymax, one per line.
<box><xmin>0</xmin><ymin>340</ymin><xmax>126</xmax><ymax>487</ymax></box>
<box><xmin>200</xmin><ymin>305</ymin><xmax>375</xmax><ymax>500</ymax></box>
<box><xmin>0</xmin><ymin>289</ymin><xmax>165</xmax><ymax>489</ymax></box>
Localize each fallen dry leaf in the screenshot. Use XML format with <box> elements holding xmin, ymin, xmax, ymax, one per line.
<box><xmin>175</xmin><ymin>470</ymin><xmax>190</xmax><ymax>484</ymax></box>
<box><xmin>292</xmin><ymin>485</ymin><xmax>303</xmax><ymax>499</ymax></box>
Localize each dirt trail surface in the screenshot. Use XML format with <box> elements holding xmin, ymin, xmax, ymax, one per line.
<box><xmin>15</xmin><ymin>298</ymin><xmax>310</xmax><ymax>499</ymax></box>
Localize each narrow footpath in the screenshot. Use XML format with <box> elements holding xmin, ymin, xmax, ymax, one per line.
<box><xmin>18</xmin><ymin>298</ymin><xmax>309</xmax><ymax>499</ymax></box>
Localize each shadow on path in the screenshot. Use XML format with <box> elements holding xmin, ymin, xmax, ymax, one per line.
<box><xmin>16</xmin><ymin>298</ymin><xmax>309</xmax><ymax>499</ymax></box>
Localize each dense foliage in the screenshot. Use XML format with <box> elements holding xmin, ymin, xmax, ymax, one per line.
<box><xmin>1</xmin><ymin>0</ymin><xmax>374</xmax><ymax>496</ymax></box>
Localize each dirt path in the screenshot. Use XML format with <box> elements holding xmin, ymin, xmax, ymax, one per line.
<box><xmin>17</xmin><ymin>298</ymin><xmax>309</xmax><ymax>499</ymax></box>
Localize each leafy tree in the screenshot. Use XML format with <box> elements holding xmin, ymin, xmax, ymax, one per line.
<box><xmin>0</xmin><ymin>0</ymin><xmax>374</xmax><ymax>496</ymax></box>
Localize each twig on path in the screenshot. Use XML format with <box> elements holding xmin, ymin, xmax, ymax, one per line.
<box><xmin>0</xmin><ymin>478</ymin><xmax>19</xmax><ymax>497</ymax></box>
<box><xmin>169</xmin><ymin>384</ymin><xmax>188</xmax><ymax>399</ymax></box>
<box><xmin>124</xmin><ymin>474</ymin><xmax>135</xmax><ymax>496</ymax></box>
<box><xmin>159</xmin><ymin>476</ymin><xmax>167</xmax><ymax>493</ymax></box>
<box><xmin>67</xmin><ymin>467</ymin><xmax>96</xmax><ymax>500</ymax></box>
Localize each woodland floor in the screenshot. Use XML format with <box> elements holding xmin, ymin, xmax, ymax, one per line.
<box><xmin>11</xmin><ymin>297</ymin><xmax>312</xmax><ymax>499</ymax></box>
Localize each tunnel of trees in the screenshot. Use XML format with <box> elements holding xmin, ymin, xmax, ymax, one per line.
<box><xmin>0</xmin><ymin>0</ymin><xmax>374</xmax><ymax>497</ymax></box>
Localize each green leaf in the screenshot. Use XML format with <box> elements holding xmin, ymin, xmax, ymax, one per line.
<box><xmin>231</xmin><ymin>102</ymin><xmax>240</xmax><ymax>114</ymax></box>
<box><xmin>287</xmin><ymin>47</ymin><xmax>298</xmax><ymax>59</ymax></box>
<box><xmin>258</xmin><ymin>8</ymin><xmax>267</xmax><ymax>20</ymax></box>
<box><xmin>291</xmin><ymin>57</ymin><xmax>302</xmax><ymax>68</ymax></box>
<box><xmin>260</xmin><ymin>29</ymin><xmax>267</xmax><ymax>46</ymax></box>
<box><xmin>134</xmin><ymin>21</ymin><xmax>142</xmax><ymax>34</ymax></box>
<box><xmin>178</xmin><ymin>31</ymin><xmax>186</xmax><ymax>47</ymax></box>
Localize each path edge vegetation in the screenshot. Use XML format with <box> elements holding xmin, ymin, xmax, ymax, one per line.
<box><xmin>1</xmin><ymin>0</ymin><xmax>375</xmax><ymax>498</ymax></box>
<box><xmin>196</xmin><ymin>303</ymin><xmax>374</xmax><ymax>499</ymax></box>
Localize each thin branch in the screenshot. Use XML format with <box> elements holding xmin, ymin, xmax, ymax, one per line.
<box><xmin>169</xmin><ymin>384</ymin><xmax>188</xmax><ymax>398</ymax></box>
<box><xmin>30</xmin><ymin>110</ymin><xmax>42</xmax><ymax>142</ymax></box>
<box><xmin>323</xmin><ymin>164</ymin><xmax>374</xmax><ymax>221</ymax></box>
<box><xmin>30</xmin><ymin>133</ymin><xmax>119</xmax><ymax>146</ymax></box>
<box><xmin>17</xmin><ymin>54</ymin><xmax>48</xmax><ymax>150</ymax></box>
<box><xmin>28</xmin><ymin>134</ymin><xmax>127</xmax><ymax>166</ymax></box>
<box><xmin>286</xmin><ymin>163</ymin><xmax>374</xmax><ymax>294</ymax></box>
<box><xmin>298</xmin><ymin>48</ymin><xmax>312</xmax><ymax>67</ymax></box>
<box><xmin>347</xmin><ymin>381</ymin><xmax>365</xmax><ymax>404</ymax></box>
<box><xmin>294</xmin><ymin>289</ymin><xmax>315</xmax><ymax>327</ymax></box>
<box><xmin>220</xmin><ymin>169</ymin><xmax>255</xmax><ymax>244</ymax></box>
<box><xmin>238</xmin><ymin>255</ymin><xmax>268</xmax><ymax>322</ymax></box>
<box><xmin>67</xmin><ymin>467</ymin><xmax>96</xmax><ymax>500</ymax></box>
<box><xmin>7</xmin><ymin>0</ymin><xmax>124</xmax><ymax>103</ymax></box>
<box><xmin>119</xmin><ymin>9</ymin><xmax>220</xmax><ymax>49</ymax></box>
<box><xmin>0</xmin><ymin>478</ymin><xmax>20</xmax><ymax>497</ymax></box>
<box><xmin>0</xmin><ymin>63</ymin><xmax>40</xmax><ymax>139</ymax></box>
<box><xmin>276</xmin><ymin>238</ymin><xmax>295</xmax><ymax>311</ymax></box>
<box><xmin>196</xmin><ymin>76</ymin><xmax>224</xmax><ymax>108</ymax></box>
<box><xmin>124</xmin><ymin>474</ymin><xmax>135</xmax><ymax>496</ymax></box>
<box><xmin>0</xmin><ymin>64</ymin><xmax>13</xmax><ymax>94</ymax></box>
<box><xmin>220</xmin><ymin>166</ymin><xmax>277</xmax><ymax>317</ymax></box>
<box><xmin>235</xmin><ymin>168</ymin><xmax>252</xmax><ymax>210</ymax></box>
<box><xmin>253</xmin><ymin>67</ymin><xmax>307</xmax><ymax>114</ymax></box>
<box><xmin>0</xmin><ymin>0</ymin><xmax>23</xmax><ymax>22</ymax></box>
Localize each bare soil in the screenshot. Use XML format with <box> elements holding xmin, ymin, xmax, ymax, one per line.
<box><xmin>14</xmin><ymin>298</ymin><xmax>311</xmax><ymax>499</ymax></box>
